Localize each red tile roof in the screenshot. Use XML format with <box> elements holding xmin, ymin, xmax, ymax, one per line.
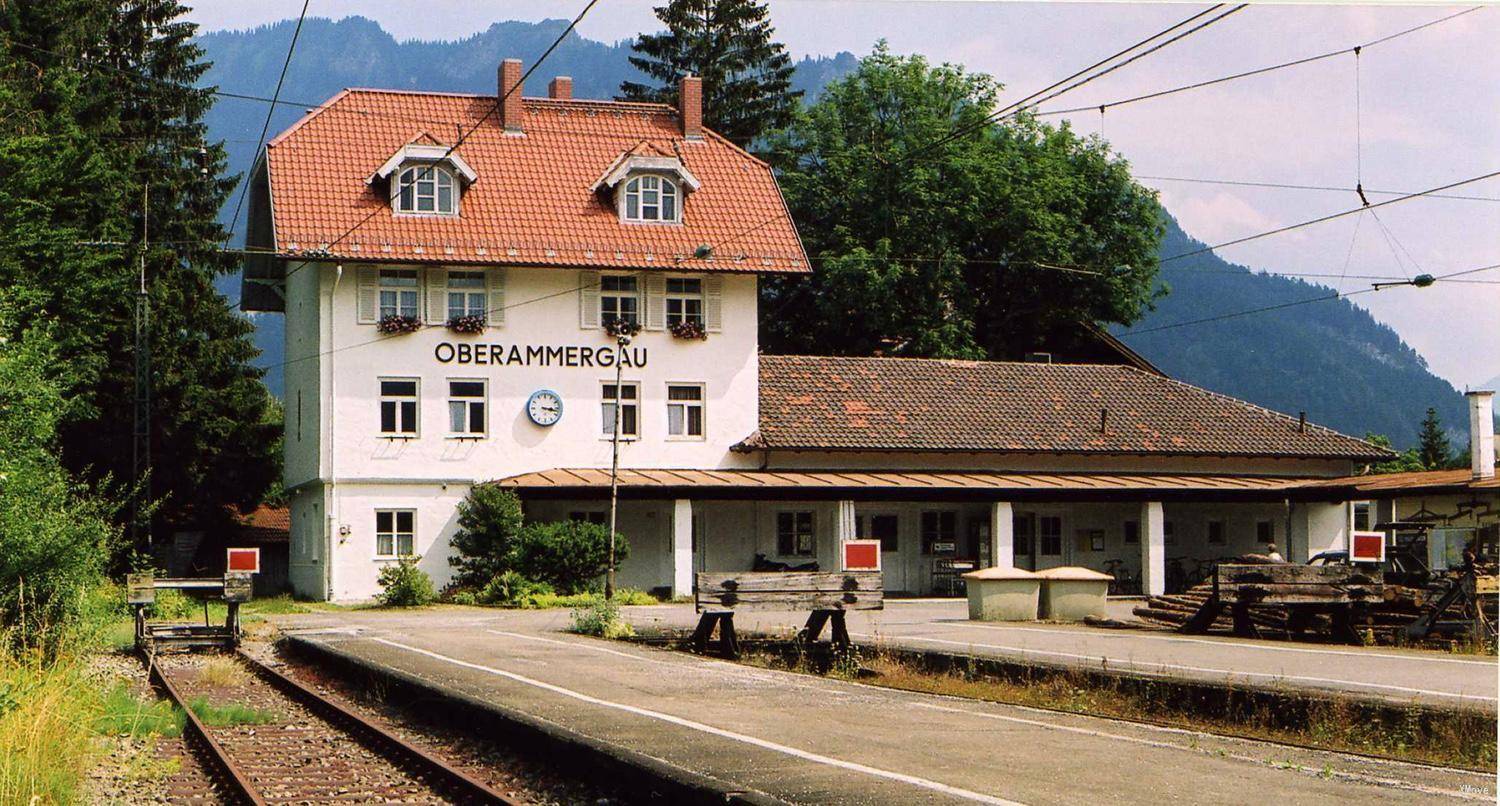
<box><xmin>261</xmin><ymin>89</ymin><xmax>807</xmax><ymax>273</ymax></box>
<box><xmin>744</xmin><ymin>355</ymin><xmax>1391</xmax><ymax>460</ymax></box>
<box><xmin>234</xmin><ymin>505</ymin><xmax>289</xmax><ymax>544</ymax></box>
<box><xmin>1294</xmin><ymin>469</ymin><xmax>1500</xmax><ymax>494</ymax></box>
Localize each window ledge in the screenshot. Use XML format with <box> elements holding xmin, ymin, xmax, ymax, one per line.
<box><xmin>446</xmin><ymin>435</ymin><xmax>486</xmax><ymax>442</ymax></box>
<box><xmin>380</xmin><ymin>435</ymin><xmax>418</xmax><ymax>441</ymax></box>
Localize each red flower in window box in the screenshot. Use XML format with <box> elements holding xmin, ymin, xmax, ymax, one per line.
<box><xmin>376</xmin><ymin>314</ymin><xmax>423</xmax><ymax>334</ymax></box>
<box><xmin>669</xmin><ymin>319</ymin><xmax>707</xmax><ymax>340</ymax></box>
<box><xmin>603</xmin><ymin>317</ymin><xmax>642</xmax><ymax>338</ymax></box>
<box><xmin>446</xmin><ymin>314</ymin><xmax>487</xmax><ymax>334</ymax></box>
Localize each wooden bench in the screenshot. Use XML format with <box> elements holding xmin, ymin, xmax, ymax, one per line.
<box><xmin>1181</xmin><ymin>563</ymin><xmax>1381</xmax><ymax>644</ymax></box>
<box><xmin>692</xmin><ymin>571</ymin><xmax>883</xmax><ymax>658</ymax></box>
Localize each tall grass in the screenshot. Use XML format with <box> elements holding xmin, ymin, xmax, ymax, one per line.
<box><xmin>0</xmin><ymin>661</ymin><xmax>100</xmax><ymax>805</ymax></box>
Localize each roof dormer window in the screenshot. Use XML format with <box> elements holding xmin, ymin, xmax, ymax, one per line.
<box><xmin>395</xmin><ymin>164</ymin><xmax>456</xmax><ymax>215</ymax></box>
<box><xmin>369</xmin><ymin>140</ymin><xmax>478</xmax><ymax>218</ymax></box>
<box><xmin>624</xmin><ymin>175</ymin><xmax>678</xmax><ymax>223</ymax></box>
<box><xmin>593</xmin><ymin>150</ymin><xmax>700</xmax><ymax>226</ymax></box>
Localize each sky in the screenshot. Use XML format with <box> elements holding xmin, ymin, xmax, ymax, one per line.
<box><xmin>186</xmin><ymin>1</ymin><xmax>1500</xmax><ymax>390</ymax></box>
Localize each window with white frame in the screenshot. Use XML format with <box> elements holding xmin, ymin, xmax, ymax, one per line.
<box><xmin>600</xmin><ymin>275</ymin><xmax>640</xmax><ymax>327</ymax></box>
<box><xmin>394</xmin><ymin>164</ymin><xmax>456</xmax><ymax>215</ymax></box>
<box><xmin>1353</xmin><ymin>501</ymin><xmax>1373</xmax><ymax>531</ymax></box>
<box><xmin>623</xmin><ymin>174</ymin><xmax>678</xmax><ymax>223</ymax></box>
<box><xmin>375</xmin><ymin>509</ymin><xmax>415</xmax><ymax>557</ymax></box>
<box><xmin>447</xmin><ymin>379</ymin><xmax>486</xmax><ymax>437</ymax></box>
<box><xmin>666</xmin><ymin>384</ymin><xmax>704</xmax><ymax>438</ymax></box>
<box><xmin>379</xmin><ymin>378</ymin><xmax>419</xmax><ymax>436</ymax></box>
<box><xmin>601</xmin><ymin>382</ymin><xmax>639</xmax><ymax>438</ymax></box>
<box><xmin>446</xmin><ymin>271</ymin><xmax>487</xmax><ymax>321</ymax></box>
<box><xmin>776</xmin><ymin>511</ymin><xmax>815</xmax><ymax>557</ymax></box>
<box><xmin>1039</xmin><ymin>516</ymin><xmax>1063</xmax><ymax>556</ymax></box>
<box><xmin>665</xmin><ymin>278</ymin><xmax>703</xmax><ymax>326</ymax></box>
<box><xmin>378</xmin><ymin>269</ymin><xmax>420</xmax><ymax>319</ymax></box>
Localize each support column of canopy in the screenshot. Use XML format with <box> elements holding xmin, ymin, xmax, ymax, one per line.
<box><xmin>1141</xmin><ymin>501</ymin><xmax>1166</xmax><ymax>597</ymax></box>
<box><xmin>671</xmin><ymin>498</ymin><xmax>693</xmax><ymax>599</ymax></box>
<box><xmin>835</xmin><ymin>500</ymin><xmax>857</xmax><ymax>567</ymax></box>
<box><xmin>989</xmin><ymin>501</ymin><xmax>1014</xmax><ymax>569</ymax></box>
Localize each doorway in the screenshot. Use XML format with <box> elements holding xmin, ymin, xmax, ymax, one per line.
<box><xmin>857</xmin><ymin>512</ymin><xmax>904</xmax><ymax>592</ymax></box>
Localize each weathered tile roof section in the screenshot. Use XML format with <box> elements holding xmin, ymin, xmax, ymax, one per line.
<box><xmin>1294</xmin><ymin>469</ymin><xmax>1500</xmax><ymax>494</ymax></box>
<box><xmin>263</xmin><ymin>89</ymin><xmax>807</xmax><ymax>272</ymax></box>
<box><xmin>746</xmin><ymin>355</ymin><xmax>1392</xmax><ymax>460</ymax></box>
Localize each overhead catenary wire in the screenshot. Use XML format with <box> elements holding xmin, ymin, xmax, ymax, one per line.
<box><xmin>1133</xmin><ymin>175</ymin><xmax>1500</xmax><ymax>203</ymax></box>
<box><xmin>1033</xmin><ymin>7</ymin><xmax>1481</xmax><ymax>118</ymax></box>
<box><xmin>1119</xmin><ymin>261</ymin><xmax>1500</xmax><ymax>336</ymax></box>
<box><xmin>1159</xmin><ymin>169</ymin><xmax>1500</xmax><ymax>264</ymax></box>
<box><xmin>224</xmin><ymin>0</ymin><xmax>311</xmax><ymax>245</ymax></box>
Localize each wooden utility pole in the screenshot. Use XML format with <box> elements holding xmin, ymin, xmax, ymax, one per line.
<box><xmin>605</xmin><ymin>333</ymin><xmax>631</xmax><ymax>600</ymax></box>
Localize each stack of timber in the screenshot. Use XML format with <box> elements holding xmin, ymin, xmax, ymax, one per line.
<box><xmin>1132</xmin><ymin>555</ymin><xmax>1291</xmax><ymax>634</ymax></box>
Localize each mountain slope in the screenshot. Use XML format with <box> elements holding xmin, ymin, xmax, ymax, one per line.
<box><xmin>196</xmin><ymin>17</ymin><xmax>1466</xmax><ymax>448</ymax></box>
<box><xmin>1118</xmin><ymin>217</ymin><xmax>1468</xmax><ymax>446</ymax></box>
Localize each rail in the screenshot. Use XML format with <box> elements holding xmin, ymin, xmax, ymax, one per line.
<box><xmin>146</xmin><ymin>650</ymin><xmax>519</xmax><ymax>805</ymax></box>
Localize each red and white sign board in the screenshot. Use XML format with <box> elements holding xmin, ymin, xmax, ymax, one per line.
<box><xmin>227</xmin><ymin>547</ymin><xmax>261</xmax><ymax>574</ymax></box>
<box><xmin>842</xmin><ymin>539</ymin><xmax>882</xmax><ymax>572</ymax></box>
<box><xmin>1349</xmin><ymin>531</ymin><xmax>1386</xmax><ymax>564</ymax></box>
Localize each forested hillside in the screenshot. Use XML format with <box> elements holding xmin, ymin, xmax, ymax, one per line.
<box><xmin>197</xmin><ymin>16</ymin><xmax>1467</xmax><ymax>447</ymax></box>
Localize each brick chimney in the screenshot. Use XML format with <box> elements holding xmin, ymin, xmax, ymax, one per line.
<box><xmin>679</xmin><ymin>74</ymin><xmax>702</xmax><ymax>140</ymax></box>
<box><xmin>499</xmin><ymin>58</ymin><xmax>524</xmax><ymax>133</ymax></box>
<box><xmin>548</xmin><ymin>76</ymin><xmax>573</xmax><ymax>100</ymax></box>
<box><xmin>1468</xmin><ymin>390</ymin><xmax>1495</xmax><ymax>480</ymax></box>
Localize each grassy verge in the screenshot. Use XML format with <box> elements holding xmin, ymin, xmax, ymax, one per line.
<box><xmin>704</xmin><ymin>639</ymin><xmax>1496</xmax><ymax>771</ymax></box>
<box><xmin>0</xmin><ymin>661</ymin><xmax>102</xmax><ymax>804</ymax></box>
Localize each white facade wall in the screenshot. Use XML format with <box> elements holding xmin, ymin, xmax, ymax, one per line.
<box><xmin>286</xmin><ymin>262</ymin><xmax>762</xmax><ymax>600</ymax></box>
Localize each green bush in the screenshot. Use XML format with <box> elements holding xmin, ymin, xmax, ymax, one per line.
<box><xmin>446</xmin><ymin>590</ymin><xmax>477</xmax><ymax>606</ymax></box>
<box><xmin>568</xmin><ymin>598</ymin><xmax>634</xmax><ymax>639</ymax></box>
<box><xmin>478</xmin><ymin>570</ymin><xmax>555</xmax><ymax>607</ymax></box>
<box><xmin>512</xmin><ymin>520</ymin><xmax>627</xmax><ymax>595</ymax></box>
<box><xmin>376</xmin><ymin>558</ymin><xmax>434</xmax><ymax>607</ymax></box>
<box><xmin>0</xmin><ymin>326</ymin><xmax>118</xmax><ymax>660</ymax></box>
<box><xmin>448</xmin><ymin>487</ymin><xmax>525</xmax><ymax>589</ymax></box>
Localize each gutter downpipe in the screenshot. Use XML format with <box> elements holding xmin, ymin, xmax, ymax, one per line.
<box><xmin>326</xmin><ymin>263</ymin><xmax>342</xmax><ymax>601</ymax></box>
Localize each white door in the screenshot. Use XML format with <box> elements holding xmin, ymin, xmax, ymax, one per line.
<box><xmin>858</xmin><ymin>513</ymin><xmax>905</xmax><ymax>592</ymax></box>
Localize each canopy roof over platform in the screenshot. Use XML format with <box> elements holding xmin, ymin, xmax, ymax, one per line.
<box><xmin>1291</xmin><ymin>469</ymin><xmax>1500</xmax><ymax>497</ymax></box>
<box><xmin>490</xmin><ymin>468</ymin><xmax>1341</xmax><ymax>502</ymax></box>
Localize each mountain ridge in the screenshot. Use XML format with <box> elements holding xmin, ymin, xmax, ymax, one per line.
<box><xmin>197</xmin><ymin>16</ymin><xmax>1468</xmax><ymax>448</ymax></box>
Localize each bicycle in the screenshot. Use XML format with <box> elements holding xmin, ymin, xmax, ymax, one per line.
<box><xmin>1165</xmin><ymin>556</ymin><xmax>1188</xmax><ymax>595</ymax></box>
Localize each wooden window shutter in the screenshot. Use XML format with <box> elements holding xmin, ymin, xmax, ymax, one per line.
<box><xmin>425</xmin><ymin>267</ymin><xmax>447</xmax><ymax>324</ymax></box>
<box><xmin>579</xmin><ymin>271</ymin><xmax>601</xmax><ymax>329</ymax></box>
<box><xmin>703</xmin><ymin>275</ymin><xmax>724</xmax><ymax>332</ymax></box>
<box><xmin>356</xmin><ymin>266</ymin><xmax>378</xmax><ymax>324</ymax></box>
<box><xmin>487</xmin><ymin>269</ymin><xmax>506</xmax><ymax>327</ymax></box>
<box><xmin>644</xmin><ymin>273</ymin><xmax>666</xmax><ymax>331</ymax></box>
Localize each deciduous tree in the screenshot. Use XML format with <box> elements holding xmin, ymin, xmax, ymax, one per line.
<box><xmin>761</xmin><ymin>44</ymin><xmax>1162</xmax><ymax>359</ymax></box>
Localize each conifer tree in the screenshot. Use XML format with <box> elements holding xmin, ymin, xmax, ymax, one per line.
<box><xmin>0</xmin><ymin>0</ymin><xmax>278</xmax><ymax>552</ymax></box>
<box><xmin>619</xmin><ymin>0</ymin><xmax>801</xmax><ymax>149</ymax></box>
<box><xmin>1416</xmin><ymin>407</ymin><xmax>1451</xmax><ymax>469</ymax></box>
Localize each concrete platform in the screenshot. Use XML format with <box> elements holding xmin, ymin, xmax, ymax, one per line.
<box><xmin>625</xmin><ymin>600</ymin><xmax>1499</xmax><ymax>712</ymax></box>
<box><xmin>277</xmin><ymin>608</ymin><xmax>1495</xmax><ymax>804</ymax></box>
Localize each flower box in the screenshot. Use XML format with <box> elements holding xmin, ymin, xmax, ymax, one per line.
<box><xmin>446</xmin><ymin>314</ymin><xmax>487</xmax><ymax>334</ymax></box>
<box><xmin>669</xmin><ymin>319</ymin><xmax>707</xmax><ymax>340</ymax></box>
<box><xmin>376</xmin><ymin>314</ymin><xmax>423</xmax><ymax>334</ymax></box>
<box><xmin>604</xmin><ymin>317</ymin><xmax>642</xmax><ymax>338</ymax></box>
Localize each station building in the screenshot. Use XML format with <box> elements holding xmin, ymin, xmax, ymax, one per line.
<box><xmin>242</xmin><ymin>60</ymin><xmax>1397</xmax><ymax>602</ymax></box>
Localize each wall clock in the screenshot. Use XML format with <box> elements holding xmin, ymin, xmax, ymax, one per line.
<box><xmin>526</xmin><ymin>389</ymin><xmax>563</xmax><ymax>427</ymax></box>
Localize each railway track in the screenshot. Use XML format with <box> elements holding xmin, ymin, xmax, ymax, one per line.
<box><xmin>147</xmin><ymin>650</ymin><xmax>520</xmax><ymax>805</ymax></box>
